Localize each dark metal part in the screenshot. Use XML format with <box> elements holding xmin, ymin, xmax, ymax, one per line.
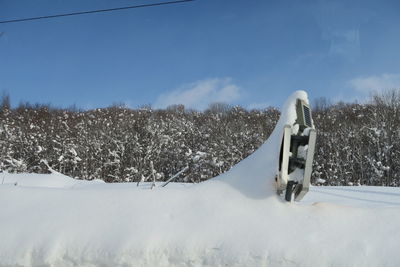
<box><xmin>285</xmin><ymin>181</ymin><xmax>298</xmax><ymax>201</ymax></box>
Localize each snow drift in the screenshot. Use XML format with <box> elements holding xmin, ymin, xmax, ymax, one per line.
<box><xmin>1</xmin><ymin>91</ymin><xmax>400</xmax><ymax>266</ymax></box>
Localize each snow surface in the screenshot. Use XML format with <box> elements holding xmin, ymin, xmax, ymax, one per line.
<box><xmin>1</xmin><ymin>91</ymin><xmax>400</xmax><ymax>266</ymax></box>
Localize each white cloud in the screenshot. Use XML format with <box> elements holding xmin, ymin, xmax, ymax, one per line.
<box><xmin>154</xmin><ymin>78</ymin><xmax>241</xmax><ymax>110</ymax></box>
<box><xmin>247</xmin><ymin>102</ymin><xmax>270</xmax><ymax>110</ymax></box>
<box><xmin>348</xmin><ymin>73</ymin><xmax>400</xmax><ymax>93</ymax></box>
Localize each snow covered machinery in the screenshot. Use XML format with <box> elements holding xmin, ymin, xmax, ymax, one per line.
<box><xmin>277</xmin><ymin>99</ymin><xmax>316</xmax><ymax>202</ymax></box>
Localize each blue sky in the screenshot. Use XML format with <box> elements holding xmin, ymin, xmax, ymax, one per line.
<box><xmin>1</xmin><ymin>0</ymin><xmax>400</xmax><ymax>110</ymax></box>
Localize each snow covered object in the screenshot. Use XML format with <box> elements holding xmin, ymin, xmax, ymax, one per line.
<box><xmin>276</xmin><ymin>94</ymin><xmax>316</xmax><ymax>202</ymax></box>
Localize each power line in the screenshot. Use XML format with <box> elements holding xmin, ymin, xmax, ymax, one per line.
<box><xmin>0</xmin><ymin>0</ymin><xmax>195</xmax><ymax>24</ymax></box>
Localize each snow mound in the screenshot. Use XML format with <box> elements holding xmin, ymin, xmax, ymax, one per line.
<box><xmin>1</xmin><ymin>91</ymin><xmax>400</xmax><ymax>266</ymax></box>
<box><xmin>1</xmin><ymin>171</ymin><xmax>104</xmax><ymax>189</ymax></box>
<box><xmin>214</xmin><ymin>90</ymin><xmax>308</xmax><ymax>199</ymax></box>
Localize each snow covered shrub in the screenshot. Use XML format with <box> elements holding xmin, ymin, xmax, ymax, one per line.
<box><xmin>1</xmin><ymin>90</ymin><xmax>400</xmax><ymax>186</ymax></box>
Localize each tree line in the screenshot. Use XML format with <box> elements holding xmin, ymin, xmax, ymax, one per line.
<box><xmin>1</xmin><ymin>90</ymin><xmax>400</xmax><ymax>186</ymax></box>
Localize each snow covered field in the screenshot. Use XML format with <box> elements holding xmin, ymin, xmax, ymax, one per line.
<box><xmin>1</xmin><ymin>172</ymin><xmax>399</xmax><ymax>267</ymax></box>
<box><xmin>1</xmin><ymin>91</ymin><xmax>399</xmax><ymax>266</ymax></box>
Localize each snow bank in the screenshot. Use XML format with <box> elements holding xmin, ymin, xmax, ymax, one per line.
<box><xmin>1</xmin><ymin>91</ymin><xmax>400</xmax><ymax>267</ymax></box>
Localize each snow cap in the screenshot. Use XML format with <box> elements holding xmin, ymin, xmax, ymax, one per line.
<box><xmin>278</xmin><ymin>90</ymin><xmax>309</xmax><ymax>127</ymax></box>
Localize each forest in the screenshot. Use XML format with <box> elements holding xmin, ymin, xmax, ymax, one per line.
<box><xmin>1</xmin><ymin>90</ymin><xmax>399</xmax><ymax>186</ymax></box>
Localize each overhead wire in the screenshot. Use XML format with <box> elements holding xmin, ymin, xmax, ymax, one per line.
<box><xmin>0</xmin><ymin>0</ymin><xmax>195</xmax><ymax>24</ymax></box>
